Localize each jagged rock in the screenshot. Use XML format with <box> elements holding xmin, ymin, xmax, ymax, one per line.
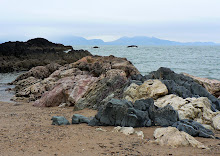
<box><xmin>153</xmin><ymin>127</ymin><xmax>208</xmax><ymax>149</ymax></box>
<box><xmin>172</xmin><ymin>119</ymin><xmax>215</xmax><ymax>138</ymax></box>
<box><xmin>33</xmin><ymin>75</ymin><xmax>97</xmax><ymax>107</ymax></box>
<box><xmin>89</xmin><ymin>98</ymin><xmax>179</xmax><ymax>127</ymax></box>
<box><xmin>51</xmin><ymin>116</ymin><xmax>70</xmax><ymax>125</ymax></box>
<box><xmin>72</xmin><ymin>114</ymin><xmax>90</xmax><ymax>124</ymax></box>
<box><xmin>12</xmin><ymin>55</ymin><xmax>138</xmax><ymax>105</ymax></box>
<box><xmin>142</xmin><ymin>67</ymin><xmax>220</xmax><ymax>111</ymax></box>
<box><xmin>133</xmin><ymin>98</ymin><xmax>154</xmax><ymax>111</ymax></box>
<box><xmin>70</xmin><ymin>55</ymin><xmax>140</xmax><ymax>77</ymax></box>
<box><xmin>88</xmin><ymin>99</ymin><xmax>152</xmax><ymax>127</ymax></box>
<box><xmin>183</xmin><ymin>73</ymin><xmax>220</xmax><ymax>98</ymax></box>
<box><xmin>74</xmin><ymin>73</ymin><xmax>128</xmax><ymax>110</ymax></box>
<box><xmin>12</xmin><ymin>63</ymin><xmax>61</xmax><ymax>83</ymax></box>
<box><xmin>0</xmin><ymin>38</ymin><xmax>91</xmax><ymax>73</ymax></box>
<box><xmin>124</xmin><ymin>79</ymin><xmax>168</xmax><ymax>102</ymax></box>
<box><xmin>149</xmin><ymin>104</ymin><xmax>179</xmax><ymax>127</ymax></box>
<box><xmin>154</xmin><ymin>94</ymin><xmax>220</xmax><ymax>129</ymax></box>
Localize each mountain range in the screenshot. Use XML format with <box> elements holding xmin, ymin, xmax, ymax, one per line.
<box><xmin>52</xmin><ymin>36</ymin><xmax>219</xmax><ymax>46</ymax></box>
<box><xmin>1</xmin><ymin>36</ymin><xmax>219</xmax><ymax>46</ymax></box>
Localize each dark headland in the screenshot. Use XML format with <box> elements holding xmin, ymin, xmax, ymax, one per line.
<box><xmin>0</xmin><ymin>38</ymin><xmax>91</xmax><ymax>73</ymax></box>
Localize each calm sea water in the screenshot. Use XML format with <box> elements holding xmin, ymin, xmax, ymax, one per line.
<box><xmin>0</xmin><ymin>45</ymin><xmax>219</xmax><ymax>102</ymax></box>
<box><xmin>0</xmin><ymin>72</ymin><xmax>24</xmax><ymax>102</ymax></box>
<box><xmin>73</xmin><ymin>45</ymin><xmax>220</xmax><ymax>80</ymax></box>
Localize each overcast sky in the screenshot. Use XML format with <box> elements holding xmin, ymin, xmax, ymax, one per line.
<box><xmin>0</xmin><ymin>0</ymin><xmax>220</xmax><ymax>42</ymax></box>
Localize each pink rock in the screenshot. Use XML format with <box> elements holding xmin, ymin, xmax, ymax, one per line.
<box><xmin>33</xmin><ymin>75</ymin><xmax>98</xmax><ymax>107</ymax></box>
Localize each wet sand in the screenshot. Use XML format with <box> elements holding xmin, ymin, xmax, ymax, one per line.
<box><xmin>0</xmin><ymin>101</ymin><xmax>220</xmax><ymax>156</ymax></box>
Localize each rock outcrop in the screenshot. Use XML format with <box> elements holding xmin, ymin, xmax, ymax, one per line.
<box><xmin>124</xmin><ymin>79</ymin><xmax>168</xmax><ymax>102</ymax></box>
<box><xmin>154</xmin><ymin>94</ymin><xmax>220</xmax><ymax>129</ymax></box>
<box><xmin>89</xmin><ymin>98</ymin><xmax>178</xmax><ymax>127</ymax></box>
<box><xmin>12</xmin><ymin>55</ymin><xmax>139</xmax><ymax>108</ymax></box>
<box><xmin>0</xmin><ymin>38</ymin><xmax>91</xmax><ymax>72</ymax></box>
<box><xmin>183</xmin><ymin>73</ymin><xmax>220</xmax><ymax>98</ymax></box>
<box><xmin>132</xmin><ymin>67</ymin><xmax>220</xmax><ymax>111</ymax></box>
<box><xmin>153</xmin><ymin>127</ymin><xmax>207</xmax><ymax>149</ymax></box>
<box><xmin>172</xmin><ymin>119</ymin><xmax>215</xmax><ymax>138</ymax></box>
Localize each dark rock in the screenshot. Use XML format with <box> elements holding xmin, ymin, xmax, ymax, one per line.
<box><xmin>127</xmin><ymin>45</ymin><xmax>138</xmax><ymax>48</ymax></box>
<box><xmin>88</xmin><ymin>99</ymin><xmax>152</xmax><ymax>127</ymax></box>
<box><xmin>149</xmin><ymin>105</ymin><xmax>179</xmax><ymax>127</ymax></box>
<box><xmin>0</xmin><ymin>38</ymin><xmax>92</xmax><ymax>73</ymax></box>
<box><xmin>74</xmin><ymin>74</ymin><xmax>129</xmax><ymax>110</ymax></box>
<box><xmin>172</xmin><ymin>119</ymin><xmax>215</xmax><ymax>138</ymax></box>
<box><xmin>72</xmin><ymin>114</ymin><xmax>90</xmax><ymax>124</ymax></box>
<box><xmin>93</xmin><ymin>46</ymin><xmax>99</xmax><ymax>48</ymax></box>
<box><xmin>142</xmin><ymin>67</ymin><xmax>220</xmax><ymax>111</ymax></box>
<box><xmin>51</xmin><ymin>116</ymin><xmax>70</xmax><ymax>125</ymax></box>
<box><xmin>133</xmin><ymin>98</ymin><xmax>154</xmax><ymax>111</ymax></box>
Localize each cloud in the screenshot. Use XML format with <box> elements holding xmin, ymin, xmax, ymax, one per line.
<box><xmin>0</xmin><ymin>0</ymin><xmax>220</xmax><ymax>42</ymax></box>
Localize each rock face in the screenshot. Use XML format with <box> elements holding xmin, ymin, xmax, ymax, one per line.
<box><xmin>0</xmin><ymin>38</ymin><xmax>92</xmax><ymax>72</ymax></box>
<box><xmin>33</xmin><ymin>75</ymin><xmax>98</xmax><ymax>107</ymax></box>
<box><xmin>124</xmin><ymin>79</ymin><xmax>168</xmax><ymax>102</ymax></box>
<box><xmin>70</xmin><ymin>55</ymin><xmax>140</xmax><ymax>77</ymax></box>
<box><xmin>89</xmin><ymin>98</ymin><xmax>178</xmax><ymax>127</ymax></box>
<box><xmin>183</xmin><ymin>73</ymin><xmax>220</xmax><ymax>98</ymax></box>
<box><xmin>138</xmin><ymin>67</ymin><xmax>220</xmax><ymax>111</ymax></box>
<box><xmin>153</xmin><ymin>127</ymin><xmax>207</xmax><ymax>149</ymax></box>
<box><xmin>172</xmin><ymin>119</ymin><xmax>215</xmax><ymax>138</ymax></box>
<box><xmin>12</xmin><ymin>55</ymin><xmax>139</xmax><ymax>109</ymax></box>
<box><xmin>154</xmin><ymin>94</ymin><xmax>220</xmax><ymax>129</ymax></box>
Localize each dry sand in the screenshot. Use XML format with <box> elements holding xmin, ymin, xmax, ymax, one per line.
<box><xmin>0</xmin><ymin>101</ymin><xmax>220</xmax><ymax>156</ymax></box>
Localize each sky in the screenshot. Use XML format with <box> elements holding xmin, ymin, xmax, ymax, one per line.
<box><xmin>0</xmin><ymin>0</ymin><xmax>220</xmax><ymax>42</ymax></box>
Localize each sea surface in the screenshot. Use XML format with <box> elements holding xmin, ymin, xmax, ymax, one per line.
<box><xmin>0</xmin><ymin>72</ymin><xmax>24</xmax><ymax>102</ymax></box>
<box><xmin>0</xmin><ymin>45</ymin><xmax>220</xmax><ymax>102</ymax></box>
<box><xmin>73</xmin><ymin>45</ymin><xmax>220</xmax><ymax>80</ymax></box>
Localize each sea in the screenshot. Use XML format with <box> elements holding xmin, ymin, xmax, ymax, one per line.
<box><xmin>0</xmin><ymin>45</ymin><xmax>220</xmax><ymax>102</ymax></box>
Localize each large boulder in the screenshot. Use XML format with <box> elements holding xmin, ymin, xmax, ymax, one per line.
<box><xmin>142</xmin><ymin>67</ymin><xmax>220</xmax><ymax>111</ymax></box>
<box><xmin>74</xmin><ymin>71</ymin><xmax>128</xmax><ymax>110</ymax></box>
<box><xmin>33</xmin><ymin>75</ymin><xmax>97</xmax><ymax>107</ymax></box>
<box><xmin>149</xmin><ymin>105</ymin><xmax>179</xmax><ymax>127</ymax></box>
<box><xmin>183</xmin><ymin>73</ymin><xmax>220</xmax><ymax>98</ymax></box>
<box><xmin>153</xmin><ymin>127</ymin><xmax>207</xmax><ymax>149</ymax></box>
<box><xmin>89</xmin><ymin>99</ymin><xmax>152</xmax><ymax>127</ymax></box>
<box><xmin>154</xmin><ymin>94</ymin><xmax>220</xmax><ymax>129</ymax></box>
<box><xmin>124</xmin><ymin>79</ymin><xmax>168</xmax><ymax>102</ymax></box>
<box><xmin>70</xmin><ymin>55</ymin><xmax>140</xmax><ymax>77</ymax></box>
<box><xmin>89</xmin><ymin>98</ymin><xmax>178</xmax><ymax>127</ymax></box>
<box><xmin>172</xmin><ymin>119</ymin><xmax>215</xmax><ymax>138</ymax></box>
<box><xmin>12</xmin><ymin>63</ymin><xmax>61</xmax><ymax>83</ymax></box>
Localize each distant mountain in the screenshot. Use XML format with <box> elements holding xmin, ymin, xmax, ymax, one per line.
<box><xmin>52</xmin><ymin>36</ymin><xmax>219</xmax><ymax>46</ymax></box>
<box><xmin>53</xmin><ymin>36</ymin><xmax>105</xmax><ymax>46</ymax></box>
<box><xmin>1</xmin><ymin>36</ymin><xmax>219</xmax><ymax>46</ymax></box>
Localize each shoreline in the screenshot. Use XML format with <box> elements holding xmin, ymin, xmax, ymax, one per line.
<box><xmin>1</xmin><ymin>101</ymin><xmax>220</xmax><ymax>155</ymax></box>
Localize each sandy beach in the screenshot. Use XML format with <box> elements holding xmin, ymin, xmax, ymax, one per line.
<box><xmin>0</xmin><ymin>101</ymin><xmax>220</xmax><ymax>156</ymax></box>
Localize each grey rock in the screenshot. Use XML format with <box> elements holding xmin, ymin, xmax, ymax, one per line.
<box><xmin>149</xmin><ymin>105</ymin><xmax>179</xmax><ymax>127</ymax></box>
<box><xmin>72</xmin><ymin>114</ymin><xmax>90</xmax><ymax>124</ymax></box>
<box><xmin>89</xmin><ymin>98</ymin><xmax>152</xmax><ymax>127</ymax></box>
<box><xmin>134</xmin><ymin>67</ymin><xmax>220</xmax><ymax>111</ymax></box>
<box><xmin>172</xmin><ymin>119</ymin><xmax>215</xmax><ymax>138</ymax></box>
<box><xmin>51</xmin><ymin>116</ymin><xmax>70</xmax><ymax>125</ymax></box>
